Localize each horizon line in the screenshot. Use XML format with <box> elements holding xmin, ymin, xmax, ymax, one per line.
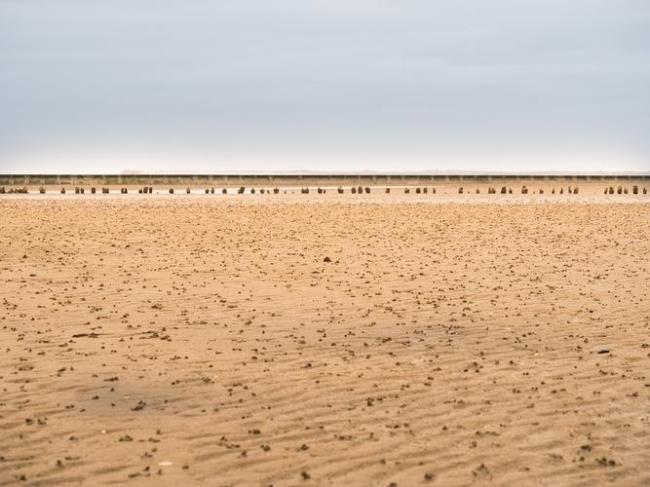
<box><xmin>2</xmin><ymin>170</ymin><xmax>650</xmax><ymax>177</ymax></box>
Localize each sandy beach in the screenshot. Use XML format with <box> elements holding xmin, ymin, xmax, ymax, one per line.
<box><xmin>1</xmin><ymin>190</ymin><xmax>649</xmax><ymax>486</ymax></box>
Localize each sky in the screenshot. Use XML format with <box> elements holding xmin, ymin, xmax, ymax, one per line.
<box><xmin>1</xmin><ymin>0</ymin><xmax>649</xmax><ymax>174</ymax></box>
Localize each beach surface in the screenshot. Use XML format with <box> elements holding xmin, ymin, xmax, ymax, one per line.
<box><xmin>1</xmin><ymin>192</ymin><xmax>649</xmax><ymax>486</ymax></box>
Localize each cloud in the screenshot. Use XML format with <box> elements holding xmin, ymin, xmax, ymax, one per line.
<box><xmin>1</xmin><ymin>0</ymin><xmax>649</xmax><ymax>172</ymax></box>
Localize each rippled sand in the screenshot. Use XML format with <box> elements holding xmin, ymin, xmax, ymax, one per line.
<box><xmin>1</xmin><ymin>192</ymin><xmax>649</xmax><ymax>486</ymax></box>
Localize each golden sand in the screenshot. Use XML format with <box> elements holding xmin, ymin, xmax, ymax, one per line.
<box><xmin>1</xmin><ymin>190</ymin><xmax>649</xmax><ymax>486</ymax></box>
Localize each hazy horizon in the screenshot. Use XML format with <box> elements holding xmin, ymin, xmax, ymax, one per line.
<box><xmin>1</xmin><ymin>1</ymin><xmax>649</xmax><ymax>173</ymax></box>
<box><xmin>3</xmin><ymin>169</ymin><xmax>650</xmax><ymax>176</ymax></box>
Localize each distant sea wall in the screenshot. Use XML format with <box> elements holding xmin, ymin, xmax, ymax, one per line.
<box><xmin>1</xmin><ymin>174</ymin><xmax>648</xmax><ymax>187</ymax></box>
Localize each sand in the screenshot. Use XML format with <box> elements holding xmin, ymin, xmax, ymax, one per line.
<box><xmin>1</xmin><ymin>190</ymin><xmax>649</xmax><ymax>486</ymax></box>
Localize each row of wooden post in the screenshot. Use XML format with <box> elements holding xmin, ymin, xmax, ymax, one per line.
<box><xmin>2</xmin><ymin>185</ymin><xmax>648</xmax><ymax>195</ymax></box>
<box><xmin>605</xmin><ymin>185</ymin><xmax>647</xmax><ymax>195</ymax></box>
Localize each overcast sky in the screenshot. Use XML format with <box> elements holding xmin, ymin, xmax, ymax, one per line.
<box><xmin>1</xmin><ymin>0</ymin><xmax>649</xmax><ymax>173</ymax></box>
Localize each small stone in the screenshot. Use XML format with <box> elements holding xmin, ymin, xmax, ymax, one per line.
<box><xmin>132</xmin><ymin>400</ymin><xmax>147</xmax><ymax>411</ymax></box>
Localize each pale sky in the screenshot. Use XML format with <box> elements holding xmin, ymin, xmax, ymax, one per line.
<box><xmin>1</xmin><ymin>0</ymin><xmax>649</xmax><ymax>173</ymax></box>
